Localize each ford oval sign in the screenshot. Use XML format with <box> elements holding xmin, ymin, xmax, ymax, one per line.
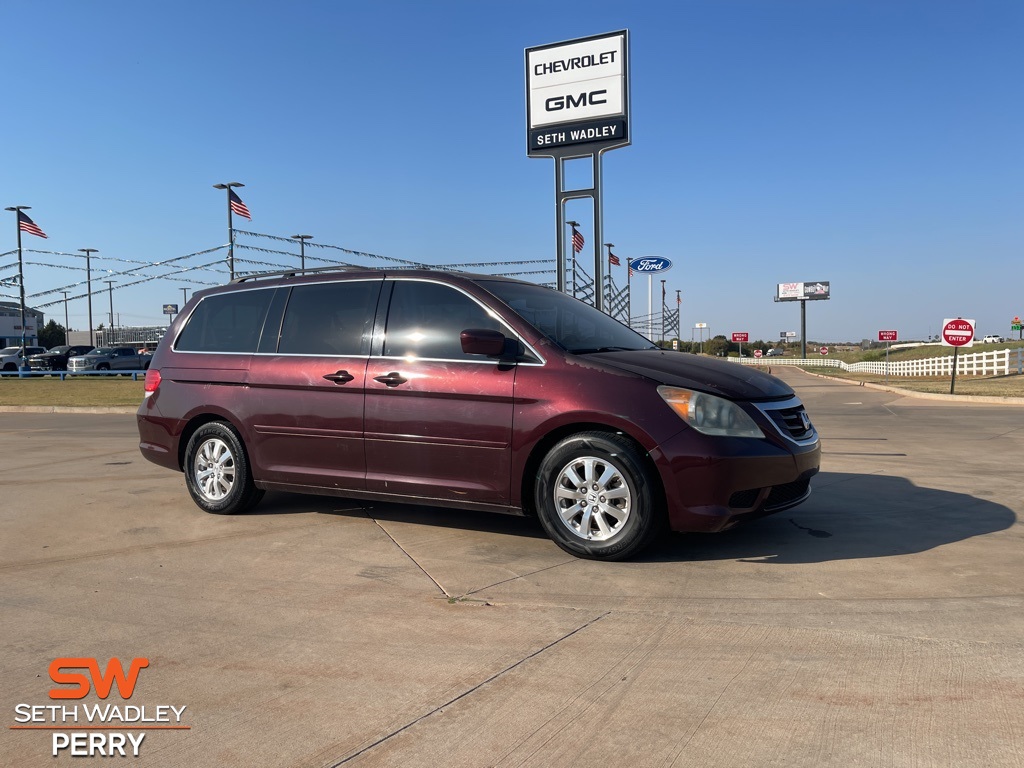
<box><xmin>628</xmin><ymin>257</ymin><xmax>673</xmax><ymax>273</ymax></box>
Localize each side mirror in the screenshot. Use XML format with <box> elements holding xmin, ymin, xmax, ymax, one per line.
<box><xmin>460</xmin><ymin>328</ymin><xmax>506</xmax><ymax>357</ymax></box>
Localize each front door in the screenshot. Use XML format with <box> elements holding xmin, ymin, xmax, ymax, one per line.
<box><xmin>364</xmin><ymin>279</ymin><xmax>516</xmax><ymax>504</ymax></box>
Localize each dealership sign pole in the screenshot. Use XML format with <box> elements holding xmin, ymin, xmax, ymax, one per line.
<box><xmin>941</xmin><ymin>317</ymin><xmax>974</xmax><ymax>395</ymax></box>
<box><xmin>527</xmin><ymin>31</ymin><xmax>630</xmax><ymax>312</ymax></box>
<box><xmin>628</xmin><ymin>257</ymin><xmax>672</xmax><ymax>340</ymax></box>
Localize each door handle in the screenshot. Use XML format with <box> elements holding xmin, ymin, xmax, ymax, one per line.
<box><xmin>323</xmin><ymin>370</ymin><xmax>355</xmax><ymax>384</ymax></box>
<box><xmin>373</xmin><ymin>372</ymin><xmax>408</xmax><ymax>387</ymax></box>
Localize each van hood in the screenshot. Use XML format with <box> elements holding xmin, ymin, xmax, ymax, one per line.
<box><xmin>584</xmin><ymin>350</ymin><xmax>794</xmax><ymax>401</ymax></box>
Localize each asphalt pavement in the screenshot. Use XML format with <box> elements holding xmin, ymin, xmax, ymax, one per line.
<box><xmin>1</xmin><ymin>368</ymin><xmax>1022</xmax><ymax>767</ymax></box>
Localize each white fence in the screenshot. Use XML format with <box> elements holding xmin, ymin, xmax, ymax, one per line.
<box><xmin>732</xmin><ymin>348</ymin><xmax>1024</xmax><ymax>377</ymax></box>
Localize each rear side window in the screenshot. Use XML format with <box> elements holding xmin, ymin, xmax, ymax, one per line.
<box><xmin>383</xmin><ymin>280</ymin><xmax>501</xmax><ymax>360</ymax></box>
<box><xmin>175</xmin><ymin>289</ymin><xmax>273</xmax><ymax>353</ymax></box>
<box><xmin>278</xmin><ymin>281</ymin><xmax>381</xmax><ymax>356</ymax></box>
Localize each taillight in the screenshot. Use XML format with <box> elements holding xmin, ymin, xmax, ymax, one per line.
<box><xmin>144</xmin><ymin>368</ymin><xmax>162</xmax><ymax>393</ymax></box>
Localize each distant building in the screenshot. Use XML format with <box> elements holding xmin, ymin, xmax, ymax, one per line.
<box><xmin>0</xmin><ymin>300</ymin><xmax>44</xmax><ymax>347</ymax></box>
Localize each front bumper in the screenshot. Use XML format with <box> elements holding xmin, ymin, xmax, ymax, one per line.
<box><xmin>651</xmin><ymin>428</ymin><xmax>821</xmax><ymax>533</ymax></box>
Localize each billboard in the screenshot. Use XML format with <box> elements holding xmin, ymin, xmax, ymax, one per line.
<box><xmin>776</xmin><ymin>281</ymin><xmax>830</xmax><ymax>302</ymax></box>
<box><xmin>526</xmin><ymin>31</ymin><xmax>630</xmax><ymax>155</ymax></box>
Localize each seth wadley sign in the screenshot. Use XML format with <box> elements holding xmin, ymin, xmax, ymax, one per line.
<box><xmin>526</xmin><ymin>32</ymin><xmax>628</xmax><ymax>153</ymax></box>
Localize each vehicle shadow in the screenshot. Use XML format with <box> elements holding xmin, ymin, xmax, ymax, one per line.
<box><xmin>640</xmin><ymin>471</ymin><xmax>1017</xmax><ymax>564</ymax></box>
<box><xmin>245</xmin><ymin>471</ymin><xmax>1016</xmax><ymax>564</ymax></box>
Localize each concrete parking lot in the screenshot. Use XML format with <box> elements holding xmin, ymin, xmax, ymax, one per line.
<box><xmin>2</xmin><ymin>369</ymin><xmax>1022</xmax><ymax>767</ymax></box>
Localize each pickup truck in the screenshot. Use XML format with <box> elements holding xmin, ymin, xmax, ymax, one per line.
<box><xmin>67</xmin><ymin>346</ymin><xmax>150</xmax><ymax>373</ymax></box>
<box><xmin>0</xmin><ymin>345</ymin><xmax>47</xmax><ymax>372</ymax></box>
<box><xmin>26</xmin><ymin>345</ymin><xmax>95</xmax><ymax>372</ymax></box>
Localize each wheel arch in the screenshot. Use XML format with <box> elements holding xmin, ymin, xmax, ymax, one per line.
<box><xmin>519</xmin><ymin>421</ymin><xmax>665</xmax><ymax>519</ymax></box>
<box><xmin>177</xmin><ymin>412</ymin><xmax>248</xmax><ymax>472</ymax></box>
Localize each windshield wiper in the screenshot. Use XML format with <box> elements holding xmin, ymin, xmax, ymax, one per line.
<box><xmin>568</xmin><ymin>345</ymin><xmax>653</xmax><ymax>354</ymax></box>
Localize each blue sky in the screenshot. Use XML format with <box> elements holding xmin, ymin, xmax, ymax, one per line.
<box><xmin>2</xmin><ymin>0</ymin><xmax>1021</xmax><ymax>343</ymax></box>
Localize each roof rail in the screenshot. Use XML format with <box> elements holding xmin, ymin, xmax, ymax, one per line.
<box><xmin>231</xmin><ymin>264</ymin><xmax>376</xmax><ymax>284</ymax></box>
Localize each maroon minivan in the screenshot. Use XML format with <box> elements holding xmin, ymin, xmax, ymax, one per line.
<box><xmin>138</xmin><ymin>269</ymin><xmax>820</xmax><ymax>560</ymax></box>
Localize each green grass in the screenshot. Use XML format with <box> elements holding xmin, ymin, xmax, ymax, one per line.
<box><xmin>0</xmin><ymin>377</ymin><xmax>145</xmax><ymax>407</ymax></box>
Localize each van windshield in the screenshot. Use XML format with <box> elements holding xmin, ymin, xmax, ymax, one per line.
<box><xmin>478</xmin><ymin>280</ymin><xmax>657</xmax><ymax>354</ymax></box>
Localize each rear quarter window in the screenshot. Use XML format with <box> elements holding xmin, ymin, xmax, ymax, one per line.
<box><xmin>175</xmin><ymin>289</ymin><xmax>273</xmax><ymax>353</ymax></box>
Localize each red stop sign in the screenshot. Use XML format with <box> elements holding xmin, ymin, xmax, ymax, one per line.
<box><xmin>941</xmin><ymin>318</ymin><xmax>975</xmax><ymax>347</ymax></box>
<box><xmin>820</xmin><ymin>346</ymin><xmax>828</xmax><ymax>356</ymax></box>
<box><xmin>753</xmin><ymin>349</ymin><xmax>763</xmax><ymax>358</ymax></box>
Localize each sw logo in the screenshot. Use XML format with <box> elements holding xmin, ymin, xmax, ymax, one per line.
<box><xmin>49</xmin><ymin>657</ymin><xmax>150</xmax><ymax>700</ymax></box>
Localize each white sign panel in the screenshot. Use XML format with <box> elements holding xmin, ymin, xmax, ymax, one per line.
<box><xmin>526</xmin><ymin>31</ymin><xmax>629</xmax><ymax>154</ymax></box>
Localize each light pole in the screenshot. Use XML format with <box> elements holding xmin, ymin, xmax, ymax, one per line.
<box><xmin>181</xmin><ymin>287</ymin><xmax>189</xmax><ymax>308</ymax></box>
<box><xmin>604</xmin><ymin>242</ymin><xmax>614</xmax><ymax>313</ymax></box>
<box><xmin>292</xmin><ymin>234</ymin><xmax>313</xmax><ymax>272</ymax></box>
<box><xmin>566</xmin><ymin>221</ymin><xmax>580</xmax><ymax>298</ymax></box>
<box><xmin>78</xmin><ymin>248</ymin><xmax>98</xmax><ymax>346</ymax></box>
<box><xmin>5</xmin><ymin>206</ymin><xmax>30</xmax><ymax>351</ymax></box>
<box><xmin>213</xmin><ymin>182</ymin><xmax>245</xmax><ymax>281</ymax></box>
<box><xmin>660</xmin><ymin>279</ymin><xmax>666</xmax><ymax>345</ymax></box>
<box><xmin>62</xmin><ymin>291</ymin><xmax>70</xmax><ymax>345</ymax></box>
<box><xmin>104</xmin><ymin>280</ymin><xmax>116</xmax><ymax>344</ymax></box>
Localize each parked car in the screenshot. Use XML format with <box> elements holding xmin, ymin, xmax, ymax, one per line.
<box><xmin>980</xmin><ymin>335</ymin><xmax>1004</xmax><ymax>344</ymax></box>
<box><xmin>0</xmin><ymin>345</ymin><xmax>47</xmax><ymax>372</ymax></box>
<box><xmin>26</xmin><ymin>345</ymin><xmax>95</xmax><ymax>372</ymax></box>
<box><xmin>138</xmin><ymin>269</ymin><xmax>821</xmax><ymax>561</ymax></box>
<box><xmin>68</xmin><ymin>346</ymin><xmax>150</xmax><ymax>372</ymax></box>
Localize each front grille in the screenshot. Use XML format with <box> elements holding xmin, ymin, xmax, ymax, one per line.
<box><xmin>760</xmin><ymin>403</ymin><xmax>815</xmax><ymax>443</ymax></box>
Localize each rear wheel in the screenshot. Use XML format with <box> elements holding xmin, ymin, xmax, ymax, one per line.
<box><xmin>184</xmin><ymin>422</ymin><xmax>264</xmax><ymax>515</ymax></box>
<box><xmin>534</xmin><ymin>431</ymin><xmax>662</xmax><ymax>561</ymax></box>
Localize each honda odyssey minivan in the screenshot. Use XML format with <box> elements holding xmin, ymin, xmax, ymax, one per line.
<box><xmin>138</xmin><ymin>268</ymin><xmax>820</xmax><ymax>560</ymax></box>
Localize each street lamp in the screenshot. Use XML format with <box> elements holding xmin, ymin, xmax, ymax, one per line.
<box><xmin>213</xmin><ymin>182</ymin><xmax>245</xmax><ymax>280</ymax></box>
<box><xmin>78</xmin><ymin>249</ymin><xmax>98</xmax><ymax>347</ymax></box>
<box><xmin>104</xmin><ymin>280</ymin><xmax>116</xmax><ymax>343</ymax></box>
<box><xmin>181</xmin><ymin>287</ymin><xmax>189</xmax><ymax>308</ymax></box>
<box><xmin>62</xmin><ymin>291</ymin><xmax>70</xmax><ymax>345</ymax></box>
<box><xmin>292</xmin><ymin>234</ymin><xmax>313</xmax><ymax>272</ymax></box>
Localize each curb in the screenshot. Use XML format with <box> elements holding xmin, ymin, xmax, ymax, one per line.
<box><xmin>0</xmin><ymin>405</ymin><xmax>137</xmax><ymax>414</ymax></box>
<box><xmin>793</xmin><ymin>368</ymin><xmax>1024</xmax><ymax>406</ymax></box>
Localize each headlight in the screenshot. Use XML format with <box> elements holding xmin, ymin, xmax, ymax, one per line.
<box><xmin>657</xmin><ymin>386</ymin><xmax>764</xmax><ymax>438</ymax></box>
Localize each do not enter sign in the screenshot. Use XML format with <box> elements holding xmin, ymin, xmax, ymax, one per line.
<box><xmin>941</xmin><ymin>318</ymin><xmax>975</xmax><ymax>348</ymax></box>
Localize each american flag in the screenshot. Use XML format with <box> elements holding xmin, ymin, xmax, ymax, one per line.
<box><xmin>677</xmin><ymin>292</ymin><xmax>681</xmax><ymax>306</ymax></box>
<box><xmin>229</xmin><ymin>189</ymin><xmax>252</xmax><ymax>220</ymax></box>
<box><xmin>17</xmin><ymin>210</ymin><xmax>47</xmax><ymax>239</ymax></box>
<box><xmin>571</xmin><ymin>228</ymin><xmax>584</xmax><ymax>253</ymax></box>
<box><xmin>609</xmin><ymin>252</ymin><xmax>621</xmax><ymax>267</ymax></box>
<box><xmin>628</xmin><ymin>265</ymin><xmax>633</xmax><ymax>278</ymax></box>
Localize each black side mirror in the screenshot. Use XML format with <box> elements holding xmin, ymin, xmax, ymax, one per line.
<box><xmin>460</xmin><ymin>328</ymin><xmax>506</xmax><ymax>357</ymax></box>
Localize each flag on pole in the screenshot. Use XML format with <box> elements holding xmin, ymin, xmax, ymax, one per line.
<box><xmin>17</xmin><ymin>210</ymin><xmax>47</xmax><ymax>239</ymax></box>
<box><xmin>628</xmin><ymin>265</ymin><xmax>633</xmax><ymax>278</ymax></box>
<box><xmin>677</xmin><ymin>293</ymin><xmax>681</xmax><ymax>306</ymax></box>
<box><xmin>609</xmin><ymin>252</ymin><xmax>621</xmax><ymax>267</ymax></box>
<box><xmin>571</xmin><ymin>229</ymin><xmax>584</xmax><ymax>253</ymax></box>
<box><xmin>229</xmin><ymin>189</ymin><xmax>252</xmax><ymax>220</ymax></box>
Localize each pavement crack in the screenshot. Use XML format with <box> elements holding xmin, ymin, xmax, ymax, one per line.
<box><xmin>370</xmin><ymin>518</ymin><xmax>450</xmax><ymax>598</ymax></box>
<box><xmin>464</xmin><ymin>558</ymin><xmax>579</xmax><ymax>597</ymax></box>
<box><xmin>326</xmin><ymin>612</ymin><xmax>611</xmax><ymax>767</ymax></box>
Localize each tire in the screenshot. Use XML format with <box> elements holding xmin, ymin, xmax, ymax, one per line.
<box><xmin>2</xmin><ymin>363</ymin><xmax>15</xmax><ymax>372</ymax></box>
<box><xmin>534</xmin><ymin>431</ymin><xmax>663</xmax><ymax>561</ymax></box>
<box><xmin>183</xmin><ymin>422</ymin><xmax>265</xmax><ymax>515</ymax></box>
<box><xmin>97</xmin><ymin>363</ymin><xmax>110</xmax><ymax>371</ymax></box>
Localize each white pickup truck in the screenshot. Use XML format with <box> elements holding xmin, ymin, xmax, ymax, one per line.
<box><xmin>0</xmin><ymin>345</ymin><xmax>47</xmax><ymax>372</ymax></box>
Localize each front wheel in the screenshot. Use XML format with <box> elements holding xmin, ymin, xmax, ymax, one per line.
<box><xmin>184</xmin><ymin>422</ymin><xmax>265</xmax><ymax>515</ymax></box>
<box><xmin>534</xmin><ymin>431</ymin><xmax>663</xmax><ymax>561</ymax></box>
